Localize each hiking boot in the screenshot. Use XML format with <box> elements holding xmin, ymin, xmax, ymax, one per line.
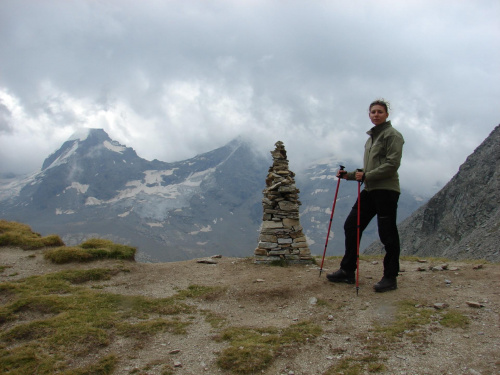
<box><xmin>326</xmin><ymin>269</ymin><xmax>355</xmax><ymax>284</ymax></box>
<box><xmin>373</xmin><ymin>277</ymin><xmax>397</xmax><ymax>292</ymax></box>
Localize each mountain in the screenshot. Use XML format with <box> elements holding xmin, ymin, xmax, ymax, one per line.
<box><xmin>0</xmin><ymin>129</ymin><xmax>265</xmax><ymax>261</ymax></box>
<box><xmin>365</xmin><ymin>124</ymin><xmax>500</xmax><ymax>262</ymax></box>
<box><xmin>0</xmin><ymin>129</ymin><xmax>425</xmax><ymax>261</ymax></box>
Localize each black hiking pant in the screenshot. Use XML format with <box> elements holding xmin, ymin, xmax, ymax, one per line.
<box><xmin>340</xmin><ymin>189</ymin><xmax>401</xmax><ymax>279</ymax></box>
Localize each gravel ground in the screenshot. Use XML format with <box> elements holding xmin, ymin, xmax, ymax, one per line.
<box><xmin>1</xmin><ymin>247</ymin><xmax>499</xmax><ymax>375</ymax></box>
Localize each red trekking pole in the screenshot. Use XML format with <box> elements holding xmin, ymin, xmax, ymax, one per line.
<box><xmin>319</xmin><ymin>165</ymin><xmax>345</xmax><ymax>277</ymax></box>
<box><xmin>355</xmin><ymin>169</ymin><xmax>362</xmax><ymax>295</ymax></box>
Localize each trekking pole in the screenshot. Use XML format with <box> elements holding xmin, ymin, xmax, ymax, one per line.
<box><xmin>355</xmin><ymin>169</ymin><xmax>362</xmax><ymax>295</ymax></box>
<box><xmin>319</xmin><ymin>165</ymin><xmax>345</xmax><ymax>277</ymax></box>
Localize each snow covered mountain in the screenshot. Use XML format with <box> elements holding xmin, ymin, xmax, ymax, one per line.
<box><xmin>0</xmin><ymin>129</ymin><xmax>425</xmax><ymax>261</ymax></box>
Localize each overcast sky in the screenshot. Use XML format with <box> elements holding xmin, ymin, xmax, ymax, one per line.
<box><xmin>1</xmin><ymin>0</ymin><xmax>499</xmax><ymax>196</ymax></box>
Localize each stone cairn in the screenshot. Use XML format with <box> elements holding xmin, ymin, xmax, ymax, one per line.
<box><xmin>254</xmin><ymin>141</ymin><xmax>313</xmax><ymax>264</ymax></box>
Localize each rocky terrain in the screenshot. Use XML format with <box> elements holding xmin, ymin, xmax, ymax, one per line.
<box><xmin>1</xmin><ymin>246</ymin><xmax>499</xmax><ymax>374</ymax></box>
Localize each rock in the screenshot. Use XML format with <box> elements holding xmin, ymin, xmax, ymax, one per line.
<box><xmin>261</xmin><ymin>221</ymin><xmax>284</xmax><ymax>229</ymax></box>
<box><xmin>173</xmin><ymin>361</ymin><xmax>182</xmax><ymax>367</ymax></box>
<box><xmin>169</xmin><ymin>349</ymin><xmax>181</xmax><ymax>354</ymax></box>
<box><xmin>254</xmin><ymin>248</ymin><xmax>267</xmax><ymax>256</ymax></box>
<box><xmin>259</xmin><ymin>234</ymin><xmax>277</xmax><ymax>242</ymax></box>
<box><xmin>466</xmin><ymin>301</ymin><xmax>484</xmax><ymax>308</ymax></box>
<box><xmin>309</xmin><ymin>297</ymin><xmax>318</xmax><ymax>305</ymax></box>
<box><xmin>472</xmin><ymin>264</ymin><xmax>483</xmax><ymax>270</ymax></box>
<box><xmin>468</xmin><ymin>369</ymin><xmax>482</xmax><ymax>375</ymax></box>
<box><xmin>445</xmin><ymin>279</ymin><xmax>452</xmax><ymax>285</ymax></box>
<box><xmin>278</xmin><ymin>201</ymin><xmax>299</xmax><ymax>211</ymax></box>
<box><xmin>259</xmin><ymin>241</ymin><xmax>280</xmax><ymax>249</ymax></box>
<box><xmin>197</xmin><ymin>258</ymin><xmax>217</xmax><ymax>264</ymax></box>
<box><xmin>433</xmin><ymin>303</ymin><xmax>448</xmax><ymax>309</ymax></box>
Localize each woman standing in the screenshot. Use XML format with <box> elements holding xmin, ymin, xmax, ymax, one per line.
<box><xmin>327</xmin><ymin>99</ymin><xmax>404</xmax><ymax>292</ymax></box>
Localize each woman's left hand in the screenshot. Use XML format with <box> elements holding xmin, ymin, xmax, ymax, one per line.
<box><xmin>355</xmin><ymin>171</ymin><xmax>364</xmax><ymax>182</ymax></box>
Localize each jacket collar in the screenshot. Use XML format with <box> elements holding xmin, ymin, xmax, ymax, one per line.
<box><xmin>367</xmin><ymin>121</ymin><xmax>391</xmax><ymax>136</ymax></box>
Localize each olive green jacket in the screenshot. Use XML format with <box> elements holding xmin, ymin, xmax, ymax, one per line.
<box><xmin>345</xmin><ymin>121</ymin><xmax>404</xmax><ymax>193</ymax></box>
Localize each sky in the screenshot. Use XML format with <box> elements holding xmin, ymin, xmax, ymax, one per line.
<box><xmin>0</xmin><ymin>0</ymin><xmax>499</xmax><ymax>196</ymax></box>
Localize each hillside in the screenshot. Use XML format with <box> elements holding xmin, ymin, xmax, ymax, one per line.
<box><xmin>1</xmin><ymin>245</ymin><xmax>499</xmax><ymax>374</ymax></box>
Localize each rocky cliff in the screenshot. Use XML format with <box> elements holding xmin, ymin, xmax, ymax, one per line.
<box><xmin>365</xmin><ymin>124</ymin><xmax>500</xmax><ymax>262</ymax></box>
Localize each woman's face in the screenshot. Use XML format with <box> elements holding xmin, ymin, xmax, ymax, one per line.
<box><xmin>369</xmin><ymin>105</ymin><xmax>389</xmax><ymax>126</ymax></box>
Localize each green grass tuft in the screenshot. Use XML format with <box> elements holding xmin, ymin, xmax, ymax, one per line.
<box><xmin>0</xmin><ymin>221</ymin><xmax>136</xmax><ymax>263</ymax></box>
<box><xmin>175</xmin><ymin>284</ymin><xmax>225</xmax><ymax>301</ymax></box>
<box><xmin>0</xmin><ymin>220</ymin><xmax>64</xmax><ymax>250</ymax></box>
<box><xmin>323</xmin><ymin>355</ymin><xmax>385</xmax><ymax>375</ymax></box>
<box><xmin>44</xmin><ymin>243</ymin><xmax>136</xmax><ymax>264</ymax></box>
<box><xmin>439</xmin><ymin>310</ymin><xmax>469</xmax><ymax>328</ymax></box>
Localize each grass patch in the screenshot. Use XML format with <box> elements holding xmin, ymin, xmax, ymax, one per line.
<box><xmin>268</xmin><ymin>258</ymin><xmax>289</xmax><ymax>267</ymax></box>
<box><xmin>439</xmin><ymin>310</ymin><xmax>469</xmax><ymax>328</ymax></box>
<box><xmin>0</xmin><ymin>221</ymin><xmax>135</xmax><ymax>263</ymax></box>
<box><xmin>214</xmin><ymin>321</ymin><xmax>321</xmax><ymax>373</ymax></box>
<box><xmin>323</xmin><ymin>354</ymin><xmax>386</xmax><ymax>374</ymax></box>
<box><xmin>374</xmin><ymin>300</ymin><xmax>435</xmax><ymax>341</ymax></box>
<box><xmin>374</xmin><ymin>300</ymin><xmax>471</xmax><ymax>346</ymax></box>
<box><xmin>201</xmin><ymin>309</ymin><xmax>227</xmax><ymax>329</ymax></box>
<box><xmin>0</xmin><ymin>220</ymin><xmax>64</xmax><ymax>250</ymax></box>
<box><xmin>44</xmin><ymin>240</ymin><xmax>136</xmax><ymax>264</ymax></box>
<box><xmin>68</xmin><ymin>354</ymin><xmax>118</xmax><ymax>375</ymax></box>
<box><xmin>0</xmin><ymin>271</ymin><xmax>209</xmax><ymax>374</ymax></box>
<box><xmin>315</xmin><ymin>298</ymin><xmax>331</xmax><ymax>307</ymax></box>
<box><xmin>175</xmin><ymin>284</ymin><xmax>225</xmax><ymax>301</ymax></box>
<box><xmin>50</xmin><ymin>268</ymin><xmax>121</xmax><ymax>284</ymax></box>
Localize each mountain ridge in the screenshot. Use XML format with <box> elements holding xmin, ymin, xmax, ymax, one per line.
<box><xmin>1</xmin><ymin>129</ymin><xmax>425</xmax><ymax>261</ymax></box>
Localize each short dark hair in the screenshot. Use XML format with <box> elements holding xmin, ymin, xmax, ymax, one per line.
<box><xmin>369</xmin><ymin>99</ymin><xmax>390</xmax><ymax>114</ymax></box>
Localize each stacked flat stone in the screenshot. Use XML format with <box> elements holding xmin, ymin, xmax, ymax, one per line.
<box><xmin>254</xmin><ymin>141</ymin><xmax>312</xmax><ymax>264</ymax></box>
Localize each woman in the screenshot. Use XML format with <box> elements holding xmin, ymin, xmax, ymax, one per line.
<box><xmin>327</xmin><ymin>99</ymin><xmax>404</xmax><ymax>292</ymax></box>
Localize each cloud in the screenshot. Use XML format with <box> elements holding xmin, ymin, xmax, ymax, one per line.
<box><xmin>0</xmin><ymin>0</ymin><xmax>499</xmax><ymax>196</ymax></box>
